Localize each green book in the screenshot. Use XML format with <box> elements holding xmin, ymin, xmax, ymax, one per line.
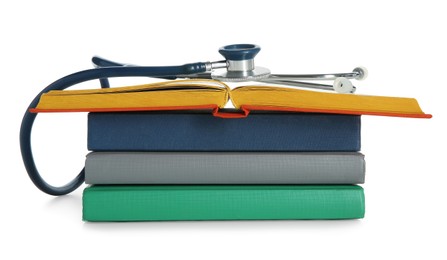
<box><xmin>83</xmin><ymin>185</ymin><xmax>365</xmax><ymax>221</ymax></box>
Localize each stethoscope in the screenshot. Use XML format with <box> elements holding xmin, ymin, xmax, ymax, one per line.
<box><xmin>93</xmin><ymin>44</ymin><xmax>367</xmax><ymax>93</ymax></box>
<box><xmin>20</xmin><ymin>44</ymin><xmax>368</xmax><ymax>196</ymax></box>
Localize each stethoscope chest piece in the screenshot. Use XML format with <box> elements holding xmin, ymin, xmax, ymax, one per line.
<box><xmin>211</xmin><ymin>44</ymin><xmax>271</xmax><ymax>82</ymax></box>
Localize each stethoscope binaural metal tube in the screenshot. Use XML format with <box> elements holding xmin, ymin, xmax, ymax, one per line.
<box><xmin>269</xmin><ymin>70</ymin><xmax>366</xmax><ymax>81</ymax></box>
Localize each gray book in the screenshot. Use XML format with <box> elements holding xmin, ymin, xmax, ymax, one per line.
<box><xmin>85</xmin><ymin>152</ymin><xmax>365</xmax><ymax>184</ymax></box>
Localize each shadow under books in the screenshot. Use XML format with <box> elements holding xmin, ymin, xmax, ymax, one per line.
<box><xmin>82</xmin><ymin>219</ymin><xmax>363</xmax><ymax>232</ymax></box>
<box><xmin>45</xmin><ymin>193</ymin><xmax>82</xmax><ymax>219</ymax></box>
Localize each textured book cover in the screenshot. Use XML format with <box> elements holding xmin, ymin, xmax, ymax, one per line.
<box><xmin>88</xmin><ymin>112</ymin><xmax>361</xmax><ymax>151</ymax></box>
<box><xmin>83</xmin><ymin>185</ymin><xmax>365</xmax><ymax>221</ymax></box>
<box><xmin>85</xmin><ymin>152</ymin><xmax>366</xmax><ymax>184</ymax></box>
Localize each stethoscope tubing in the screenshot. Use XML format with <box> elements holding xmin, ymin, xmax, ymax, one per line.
<box><xmin>20</xmin><ymin>63</ymin><xmax>207</xmax><ymax>195</ymax></box>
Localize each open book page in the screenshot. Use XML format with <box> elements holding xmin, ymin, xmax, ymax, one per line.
<box><xmin>230</xmin><ymin>86</ymin><xmax>430</xmax><ymax>118</ymax></box>
<box><xmin>34</xmin><ymin>79</ymin><xmax>230</xmax><ymax>111</ymax></box>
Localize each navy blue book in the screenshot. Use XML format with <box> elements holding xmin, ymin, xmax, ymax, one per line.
<box><xmin>88</xmin><ymin>111</ymin><xmax>361</xmax><ymax>151</ymax></box>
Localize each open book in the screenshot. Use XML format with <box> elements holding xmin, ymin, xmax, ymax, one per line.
<box><xmin>31</xmin><ymin>79</ymin><xmax>431</xmax><ymax>118</ymax></box>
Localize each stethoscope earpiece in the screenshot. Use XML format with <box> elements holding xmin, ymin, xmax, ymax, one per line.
<box><xmin>353</xmin><ymin>66</ymin><xmax>368</xmax><ymax>81</ymax></box>
<box><xmin>333</xmin><ymin>77</ymin><xmax>355</xmax><ymax>94</ymax></box>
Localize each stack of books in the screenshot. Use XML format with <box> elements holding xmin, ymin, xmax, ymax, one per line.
<box><xmin>32</xmin><ymin>79</ymin><xmax>430</xmax><ymax>221</ymax></box>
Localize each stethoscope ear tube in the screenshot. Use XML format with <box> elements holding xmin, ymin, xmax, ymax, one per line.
<box><xmin>20</xmin><ymin>85</ymin><xmax>86</xmax><ymax>196</ymax></box>
<box><xmin>20</xmin><ymin>64</ymin><xmax>208</xmax><ymax>195</ymax></box>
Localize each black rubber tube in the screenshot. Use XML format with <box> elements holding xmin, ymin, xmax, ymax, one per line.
<box><xmin>20</xmin><ymin>63</ymin><xmax>207</xmax><ymax>195</ymax></box>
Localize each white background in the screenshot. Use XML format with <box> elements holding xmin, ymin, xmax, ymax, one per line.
<box><xmin>1</xmin><ymin>0</ymin><xmax>446</xmax><ymax>259</ymax></box>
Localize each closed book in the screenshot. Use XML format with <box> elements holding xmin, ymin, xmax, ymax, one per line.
<box><xmin>82</xmin><ymin>185</ymin><xmax>365</xmax><ymax>221</ymax></box>
<box><xmin>85</xmin><ymin>152</ymin><xmax>365</xmax><ymax>184</ymax></box>
<box><xmin>87</xmin><ymin>112</ymin><xmax>361</xmax><ymax>151</ymax></box>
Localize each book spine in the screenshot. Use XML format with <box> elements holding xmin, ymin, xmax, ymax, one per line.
<box><xmin>83</xmin><ymin>185</ymin><xmax>365</xmax><ymax>221</ymax></box>
<box><xmin>88</xmin><ymin>112</ymin><xmax>361</xmax><ymax>151</ymax></box>
<box><xmin>85</xmin><ymin>152</ymin><xmax>365</xmax><ymax>184</ymax></box>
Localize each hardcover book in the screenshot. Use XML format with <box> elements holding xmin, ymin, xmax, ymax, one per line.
<box><xmin>85</xmin><ymin>152</ymin><xmax>366</xmax><ymax>184</ymax></box>
<box><xmin>87</xmin><ymin>112</ymin><xmax>361</xmax><ymax>151</ymax></box>
<box><xmin>83</xmin><ymin>185</ymin><xmax>365</xmax><ymax>221</ymax></box>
